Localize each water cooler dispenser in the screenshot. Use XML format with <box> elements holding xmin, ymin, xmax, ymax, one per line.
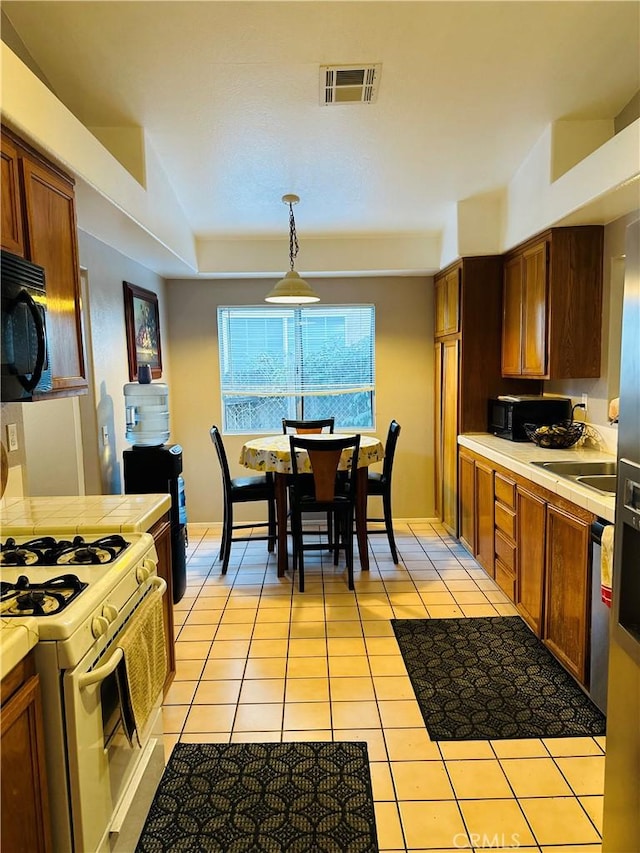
<box><xmin>122</xmin><ymin>381</ymin><xmax>187</xmax><ymax>603</ymax></box>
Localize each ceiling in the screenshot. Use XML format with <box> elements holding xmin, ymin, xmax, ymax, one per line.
<box><xmin>2</xmin><ymin>1</ymin><xmax>639</xmax><ymax>275</ymax></box>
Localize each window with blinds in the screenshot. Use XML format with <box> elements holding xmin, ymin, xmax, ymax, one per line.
<box><xmin>218</xmin><ymin>305</ymin><xmax>375</xmax><ymax>433</ymax></box>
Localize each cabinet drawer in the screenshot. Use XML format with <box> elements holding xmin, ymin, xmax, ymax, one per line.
<box><xmin>495</xmin><ymin>529</ymin><xmax>516</xmax><ymax>572</ymax></box>
<box><xmin>495</xmin><ymin>502</ymin><xmax>515</xmax><ymax>539</ymax></box>
<box><xmin>495</xmin><ymin>559</ymin><xmax>516</xmax><ymax>602</ymax></box>
<box><xmin>494</xmin><ymin>474</ymin><xmax>516</xmax><ymax>509</ymax></box>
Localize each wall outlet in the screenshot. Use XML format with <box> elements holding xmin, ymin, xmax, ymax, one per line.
<box><xmin>6</xmin><ymin>423</ymin><xmax>18</xmax><ymax>452</ymax></box>
<box><xmin>581</xmin><ymin>393</ymin><xmax>588</xmax><ymax>413</ymax></box>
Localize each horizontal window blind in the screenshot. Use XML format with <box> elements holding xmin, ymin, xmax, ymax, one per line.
<box><xmin>218</xmin><ymin>305</ymin><xmax>375</xmax><ymax>432</ymax></box>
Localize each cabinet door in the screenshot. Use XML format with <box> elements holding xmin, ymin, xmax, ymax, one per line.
<box><xmin>434</xmin><ymin>279</ymin><xmax>446</xmax><ymax>338</ymax></box>
<box><xmin>444</xmin><ymin>268</ymin><xmax>460</xmax><ymax>335</ymax></box>
<box><xmin>149</xmin><ymin>517</ymin><xmax>176</xmax><ymax>693</ymax></box>
<box><xmin>21</xmin><ymin>157</ymin><xmax>87</xmax><ymax>395</ymax></box>
<box><xmin>502</xmin><ymin>255</ymin><xmax>522</xmax><ymax>376</ymax></box>
<box><xmin>475</xmin><ymin>460</ymin><xmax>495</xmax><ymax>576</ymax></box>
<box><xmin>521</xmin><ymin>240</ymin><xmax>548</xmax><ymax>376</ymax></box>
<box><xmin>516</xmin><ymin>487</ymin><xmax>546</xmax><ymax>635</ymax></box>
<box><xmin>1</xmin><ymin>135</ymin><xmax>25</xmax><ymax>256</ymax></box>
<box><xmin>441</xmin><ymin>339</ymin><xmax>459</xmax><ymax>533</ymax></box>
<box><xmin>1</xmin><ymin>673</ymin><xmax>52</xmax><ymax>853</ymax></box>
<box><xmin>544</xmin><ymin>505</ymin><xmax>591</xmax><ymax>683</ymax></box>
<box><xmin>458</xmin><ymin>450</ymin><xmax>475</xmax><ymax>554</ymax></box>
<box><xmin>434</xmin><ymin>342</ymin><xmax>443</xmax><ymax>520</ymax></box>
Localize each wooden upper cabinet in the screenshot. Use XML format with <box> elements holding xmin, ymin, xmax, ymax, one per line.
<box><xmin>502</xmin><ymin>255</ymin><xmax>523</xmax><ymax>375</ymax></box>
<box><xmin>1</xmin><ymin>136</ymin><xmax>25</xmax><ymax>257</ymax></box>
<box><xmin>1</xmin><ymin>125</ymin><xmax>87</xmax><ymax>397</ymax></box>
<box><xmin>21</xmin><ymin>157</ymin><xmax>87</xmax><ymax>394</ymax></box>
<box><xmin>521</xmin><ymin>240</ymin><xmax>548</xmax><ymax>376</ymax></box>
<box><xmin>502</xmin><ymin>226</ymin><xmax>603</xmax><ymax>380</ymax></box>
<box><xmin>434</xmin><ymin>267</ymin><xmax>459</xmax><ymax>338</ymax></box>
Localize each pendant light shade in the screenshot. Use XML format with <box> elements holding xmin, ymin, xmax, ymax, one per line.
<box><xmin>265</xmin><ymin>270</ymin><xmax>320</xmax><ymax>303</ymax></box>
<box><xmin>265</xmin><ymin>194</ymin><xmax>320</xmax><ymax>304</ymax></box>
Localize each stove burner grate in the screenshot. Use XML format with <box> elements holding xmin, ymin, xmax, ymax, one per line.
<box><xmin>0</xmin><ymin>573</ymin><xmax>88</xmax><ymax>616</ymax></box>
<box><xmin>0</xmin><ymin>534</ymin><xmax>130</xmax><ymax>567</ymax></box>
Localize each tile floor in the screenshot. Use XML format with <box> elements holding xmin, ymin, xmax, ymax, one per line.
<box><xmin>164</xmin><ymin>520</ymin><xmax>605</xmax><ymax>852</ymax></box>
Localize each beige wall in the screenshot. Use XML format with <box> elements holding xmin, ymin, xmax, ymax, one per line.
<box><xmin>166</xmin><ymin>276</ymin><xmax>434</xmax><ymax>524</ymax></box>
<box><xmin>77</xmin><ymin>231</ymin><xmax>170</xmax><ymax>494</ymax></box>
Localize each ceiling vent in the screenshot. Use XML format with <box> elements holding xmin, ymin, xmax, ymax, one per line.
<box><xmin>320</xmin><ymin>64</ymin><xmax>381</xmax><ymax>105</ymax></box>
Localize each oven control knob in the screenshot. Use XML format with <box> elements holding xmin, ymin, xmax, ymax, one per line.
<box><xmin>136</xmin><ymin>565</ymin><xmax>150</xmax><ymax>584</ymax></box>
<box><xmin>91</xmin><ymin>616</ymin><xmax>110</xmax><ymax>638</ymax></box>
<box><xmin>102</xmin><ymin>603</ymin><xmax>119</xmax><ymax>623</ymax></box>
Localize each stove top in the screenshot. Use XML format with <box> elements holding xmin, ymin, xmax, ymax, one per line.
<box><xmin>0</xmin><ymin>534</ymin><xmax>131</xmax><ymax>567</ymax></box>
<box><xmin>0</xmin><ymin>531</ymin><xmax>157</xmax><ymax>649</ymax></box>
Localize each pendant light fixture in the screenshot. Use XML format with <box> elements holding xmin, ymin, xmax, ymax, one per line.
<box><xmin>265</xmin><ymin>194</ymin><xmax>320</xmax><ymax>303</ymax></box>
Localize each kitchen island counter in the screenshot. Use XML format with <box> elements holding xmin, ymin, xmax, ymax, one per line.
<box><xmin>0</xmin><ymin>493</ymin><xmax>171</xmax><ymax>535</ymax></box>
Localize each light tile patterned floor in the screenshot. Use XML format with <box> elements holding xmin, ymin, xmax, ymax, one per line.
<box><xmin>164</xmin><ymin>521</ymin><xmax>604</xmax><ymax>852</ymax></box>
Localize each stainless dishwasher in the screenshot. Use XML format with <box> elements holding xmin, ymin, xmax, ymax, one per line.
<box><xmin>590</xmin><ymin>518</ymin><xmax>613</xmax><ymax>713</ymax></box>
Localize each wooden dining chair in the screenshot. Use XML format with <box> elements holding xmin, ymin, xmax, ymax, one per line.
<box><xmin>209</xmin><ymin>426</ymin><xmax>276</xmax><ymax>573</ymax></box>
<box><xmin>367</xmin><ymin>420</ymin><xmax>401</xmax><ymax>563</ymax></box>
<box><xmin>288</xmin><ymin>433</ymin><xmax>360</xmax><ymax>592</ymax></box>
<box><xmin>282</xmin><ymin>417</ymin><xmax>335</xmax><ymax>434</ymax></box>
<box><xmin>282</xmin><ymin>417</ymin><xmax>336</xmax><ymax>545</ymax></box>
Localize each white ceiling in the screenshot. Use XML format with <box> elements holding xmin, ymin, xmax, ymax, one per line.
<box><xmin>2</xmin><ymin>0</ymin><xmax>639</xmax><ymax>274</ymax></box>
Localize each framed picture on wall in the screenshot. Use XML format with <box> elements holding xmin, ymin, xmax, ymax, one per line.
<box><xmin>123</xmin><ymin>281</ymin><xmax>163</xmax><ymax>381</ymax></box>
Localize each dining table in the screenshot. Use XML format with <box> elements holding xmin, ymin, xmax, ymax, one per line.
<box><xmin>239</xmin><ymin>433</ymin><xmax>385</xmax><ymax>576</ymax></box>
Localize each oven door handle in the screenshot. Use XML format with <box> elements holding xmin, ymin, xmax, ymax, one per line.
<box><xmin>78</xmin><ymin>576</ymin><xmax>167</xmax><ymax>689</ymax></box>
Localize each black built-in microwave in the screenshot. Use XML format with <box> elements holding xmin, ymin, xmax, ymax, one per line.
<box><xmin>488</xmin><ymin>395</ymin><xmax>572</xmax><ymax>441</ymax></box>
<box><xmin>1</xmin><ymin>250</ymin><xmax>53</xmax><ymax>401</ymax></box>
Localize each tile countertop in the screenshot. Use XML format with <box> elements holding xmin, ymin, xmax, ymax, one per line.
<box><xmin>1</xmin><ymin>618</ymin><xmax>39</xmax><ymax>680</ymax></box>
<box><xmin>0</xmin><ymin>494</ymin><xmax>172</xmax><ymax>680</ymax></box>
<box><xmin>0</xmin><ymin>493</ymin><xmax>172</xmax><ymax>536</ymax></box>
<box><xmin>458</xmin><ymin>433</ymin><xmax>616</xmax><ymax>523</ymax></box>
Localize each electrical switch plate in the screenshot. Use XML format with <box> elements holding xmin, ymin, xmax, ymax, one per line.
<box><xmin>6</xmin><ymin>423</ymin><xmax>18</xmax><ymax>452</ymax></box>
<box><xmin>101</xmin><ymin>426</ymin><xmax>109</xmax><ymax>446</ymax></box>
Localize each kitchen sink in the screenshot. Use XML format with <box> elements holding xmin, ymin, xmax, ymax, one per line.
<box><xmin>575</xmin><ymin>474</ymin><xmax>618</xmax><ymax>494</ymax></box>
<box><xmin>531</xmin><ymin>460</ymin><xmax>617</xmax><ymax>477</ymax></box>
<box><xmin>530</xmin><ymin>459</ymin><xmax>617</xmax><ymax>496</ymax></box>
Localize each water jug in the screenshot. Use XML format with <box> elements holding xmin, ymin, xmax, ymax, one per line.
<box><xmin>124</xmin><ymin>382</ymin><xmax>170</xmax><ymax>446</ymax></box>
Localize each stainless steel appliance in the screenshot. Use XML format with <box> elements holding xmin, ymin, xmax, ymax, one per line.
<box><xmin>0</xmin><ymin>532</ymin><xmax>166</xmax><ymax>852</ymax></box>
<box><xmin>1</xmin><ymin>250</ymin><xmax>53</xmax><ymax>401</ymax></box>
<box><xmin>602</xmin><ymin>217</ymin><xmax>640</xmax><ymax>851</ymax></box>
<box><xmin>488</xmin><ymin>394</ymin><xmax>571</xmax><ymax>441</ymax></box>
<box><xmin>123</xmin><ymin>444</ymin><xmax>188</xmax><ymax>603</ymax></box>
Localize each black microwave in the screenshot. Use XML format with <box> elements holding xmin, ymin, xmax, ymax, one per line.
<box><xmin>488</xmin><ymin>396</ymin><xmax>572</xmax><ymax>441</ymax></box>
<box><xmin>1</xmin><ymin>250</ymin><xmax>53</xmax><ymax>401</ymax></box>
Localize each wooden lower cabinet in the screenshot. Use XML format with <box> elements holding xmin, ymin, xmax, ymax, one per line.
<box><xmin>149</xmin><ymin>516</ymin><xmax>176</xmax><ymax>693</ymax></box>
<box><xmin>544</xmin><ymin>505</ymin><xmax>592</xmax><ymax>683</ymax></box>
<box><xmin>516</xmin><ymin>486</ymin><xmax>546</xmax><ymax>635</ymax></box>
<box><xmin>457</xmin><ymin>450</ymin><xmax>494</xmax><ymax>575</ymax></box>
<box><xmin>458</xmin><ymin>449</ymin><xmax>475</xmax><ymax>554</ymax></box>
<box><xmin>458</xmin><ymin>445</ymin><xmax>594</xmax><ymax>687</ymax></box>
<box><xmin>1</xmin><ymin>654</ymin><xmax>52</xmax><ymax>853</ymax></box>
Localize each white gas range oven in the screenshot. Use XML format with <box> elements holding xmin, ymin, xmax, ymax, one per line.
<box><xmin>0</xmin><ymin>531</ymin><xmax>167</xmax><ymax>853</ymax></box>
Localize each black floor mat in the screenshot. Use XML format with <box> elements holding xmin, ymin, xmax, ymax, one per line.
<box><xmin>392</xmin><ymin>616</ymin><xmax>606</xmax><ymax>741</ymax></box>
<box><xmin>136</xmin><ymin>741</ymin><xmax>379</xmax><ymax>852</ymax></box>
